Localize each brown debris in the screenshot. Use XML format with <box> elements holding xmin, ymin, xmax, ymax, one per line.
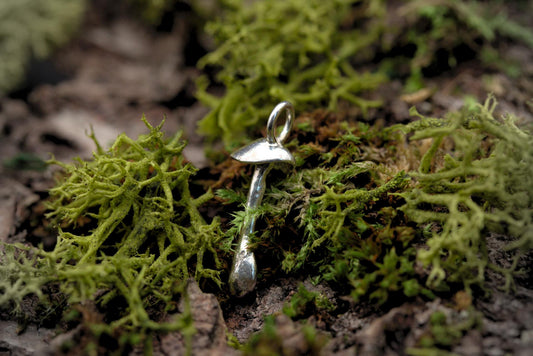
<box><xmin>0</xmin><ymin>178</ymin><xmax>39</xmax><ymax>242</ymax></box>
<box><xmin>145</xmin><ymin>279</ymin><xmax>237</xmax><ymax>356</ymax></box>
<box><xmin>0</xmin><ymin>320</ymin><xmax>55</xmax><ymax>356</ymax></box>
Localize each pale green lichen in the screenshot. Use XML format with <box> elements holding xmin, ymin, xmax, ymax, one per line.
<box><xmin>0</xmin><ymin>0</ymin><xmax>85</xmax><ymax>94</ymax></box>
<box><xmin>0</xmin><ymin>118</ymin><xmax>226</xmax><ymax>347</ymax></box>
<box><xmin>399</xmin><ymin>97</ymin><xmax>533</xmax><ymax>292</ymax></box>
<box><xmin>0</xmin><ymin>244</ymin><xmax>51</xmax><ymax>312</ymax></box>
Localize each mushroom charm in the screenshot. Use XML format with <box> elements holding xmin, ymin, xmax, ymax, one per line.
<box><xmin>228</xmin><ymin>102</ymin><xmax>295</xmax><ymax>296</ymax></box>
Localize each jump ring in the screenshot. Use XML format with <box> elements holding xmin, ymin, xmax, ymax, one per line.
<box><xmin>266</xmin><ymin>102</ymin><xmax>294</xmax><ymax>145</ymax></box>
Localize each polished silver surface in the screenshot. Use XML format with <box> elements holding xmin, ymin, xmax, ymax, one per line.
<box><xmin>230</xmin><ymin>140</ymin><xmax>294</xmax><ymax>164</ymax></box>
<box><xmin>229</xmin><ymin>102</ymin><xmax>295</xmax><ymax>296</ymax></box>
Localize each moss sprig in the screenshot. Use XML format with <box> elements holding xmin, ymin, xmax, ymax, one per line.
<box><xmin>0</xmin><ymin>244</ymin><xmax>51</xmax><ymax>314</ymax></box>
<box><xmin>399</xmin><ymin>96</ymin><xmax>533</xmax><ymax>292</ymax></box>
<box><xmin>282</xmin><ymin>284</ymin><xmax>335</xmax><ymax>319</ymax></box>
<box><xmin>196</xmin><ymin>0</ymin><xmax>385</xmax><ymax>148</ymax></box>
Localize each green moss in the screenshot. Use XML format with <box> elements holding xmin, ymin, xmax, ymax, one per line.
<box><xmin>389</xmin><ymin>0</ymin><xmax>533</xmax><ymax>91</ymax></box>
<box><xmin>243</xmin><ymin>315</ymin><xmax>327</xmax><ymax>356</ymax></box>
<box><xmin>0</xmin><ymin>117</ymin><xmax>226</xmax><ymax>348</ymax></box>
<box><xmin>282</xmin><ymin>284</ymin><xmax>335</xmax><ymax>319</ymax></box>
<box><xmin>276</xmin><ymin>128</ymin><xmax>433</xmax><ymax>303</ymax></box>
<box><xmin>218</xmin><ymin>113</ymin><xmax>429</xmax><ymax>304</ymax></box>
<box><xmin>196</xmin><ymin>0</ymin><xmax>385</xmax><ymax>148</ymax></box>
<box><xmin>408</xmin><ymin>307</ymin><xmax>482</xmax><ymax>355</ymax></box>
<box><xmin>2</xmin><ymin>97</ymin><xmax>530</xmax><ymax>353</ymax></box>
<box><xmin>127</xmin><ymin>0</ymin><xmax>176</xmax><ymax>24</ymax></box>
<box><xmin>196</xmin><ymin>0</ymin><xmax>533</xmax><ymax>147</ymax></box>
<box><xmin>219</xmin><ymin>96</ymin><xmax>532</xmax><ymax>306</ymax></box>
<box><xmin>0</xmin><ymin>0</ymin><xmax>85</xmax><ymax>94</ymax></box>
<box><xmin>398</xmin><ymin>97</ymin><xmax>533</xmax><ymax>292</ymax></box>
<box><xmin>243</xmin><ymin>316</ymin><xmax>283</xmax><ymax>356</ymax></box>
<box><xmin>0</xmin><ymin>244</ymin><xmax>51</xmax><ymax>313</ymax></box>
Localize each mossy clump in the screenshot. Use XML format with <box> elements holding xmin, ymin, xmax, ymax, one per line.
<box><xmin>282</xmin><ymin>284</ymin><xmax>335</xmax><ymax>319</ymax></box>
<box><xmin>196</xmin><ymin>0</ymin><xmax>533</xmax><ymax>148</ymax></box>
<box><xmin>0</xmin><ymin>118</ymin><xmax>226</xmax><ymax>346</ymax></box>
<box><xmin>399</xmin><ymin>97</ymin><xmax>533</xmax><ymax>292</ymax></box>
<box><xmin>217</xmin><ymin>111</ymin><xmax>430</xmax><ymax>304</ymax></box>
<box><xmin>387</xmin><ymin>0</ymin><xmax>533</xmax><ymax>89</ymax></box>
<box><xmin>196</xmin><ymin>0</ymin><xmax>385</xmax><ymax>148</ymax></box>
<box><xmin>218</xmin><ymin>97</ymin><xmax>532</xmax><ymax>305</ymax></box>
<box><xmin>408</xmin><ymin>307</ymin><xmax>482</xmax><ymax>355</ymax></box>
<box><xmin>0</xmin><ymin>0</ymin><xmax>85</xmax><ymax>94</ymax></box>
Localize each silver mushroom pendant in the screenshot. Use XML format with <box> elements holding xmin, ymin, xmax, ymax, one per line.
<box><xmin>228</xmin><ymin>102</ymin><xmax>296</xmax><ymax>296</ymax></box>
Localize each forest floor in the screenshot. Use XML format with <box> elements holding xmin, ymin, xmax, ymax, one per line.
<box><xmin>0</xmin><ymin>1</ymin><xmax>532</xmax><ymax>355</ymax></box>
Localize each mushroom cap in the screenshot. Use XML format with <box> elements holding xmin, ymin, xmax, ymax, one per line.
<box><xmin>231</xmin><ymin>139</ymin><xmax>295</xmax><ymax>164</ymax></box>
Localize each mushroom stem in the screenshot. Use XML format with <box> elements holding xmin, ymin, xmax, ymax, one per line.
<box><xmin>229</xmin><ymin>164</ymin><xmax>271</xmax><ymax>296</ymax></box>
